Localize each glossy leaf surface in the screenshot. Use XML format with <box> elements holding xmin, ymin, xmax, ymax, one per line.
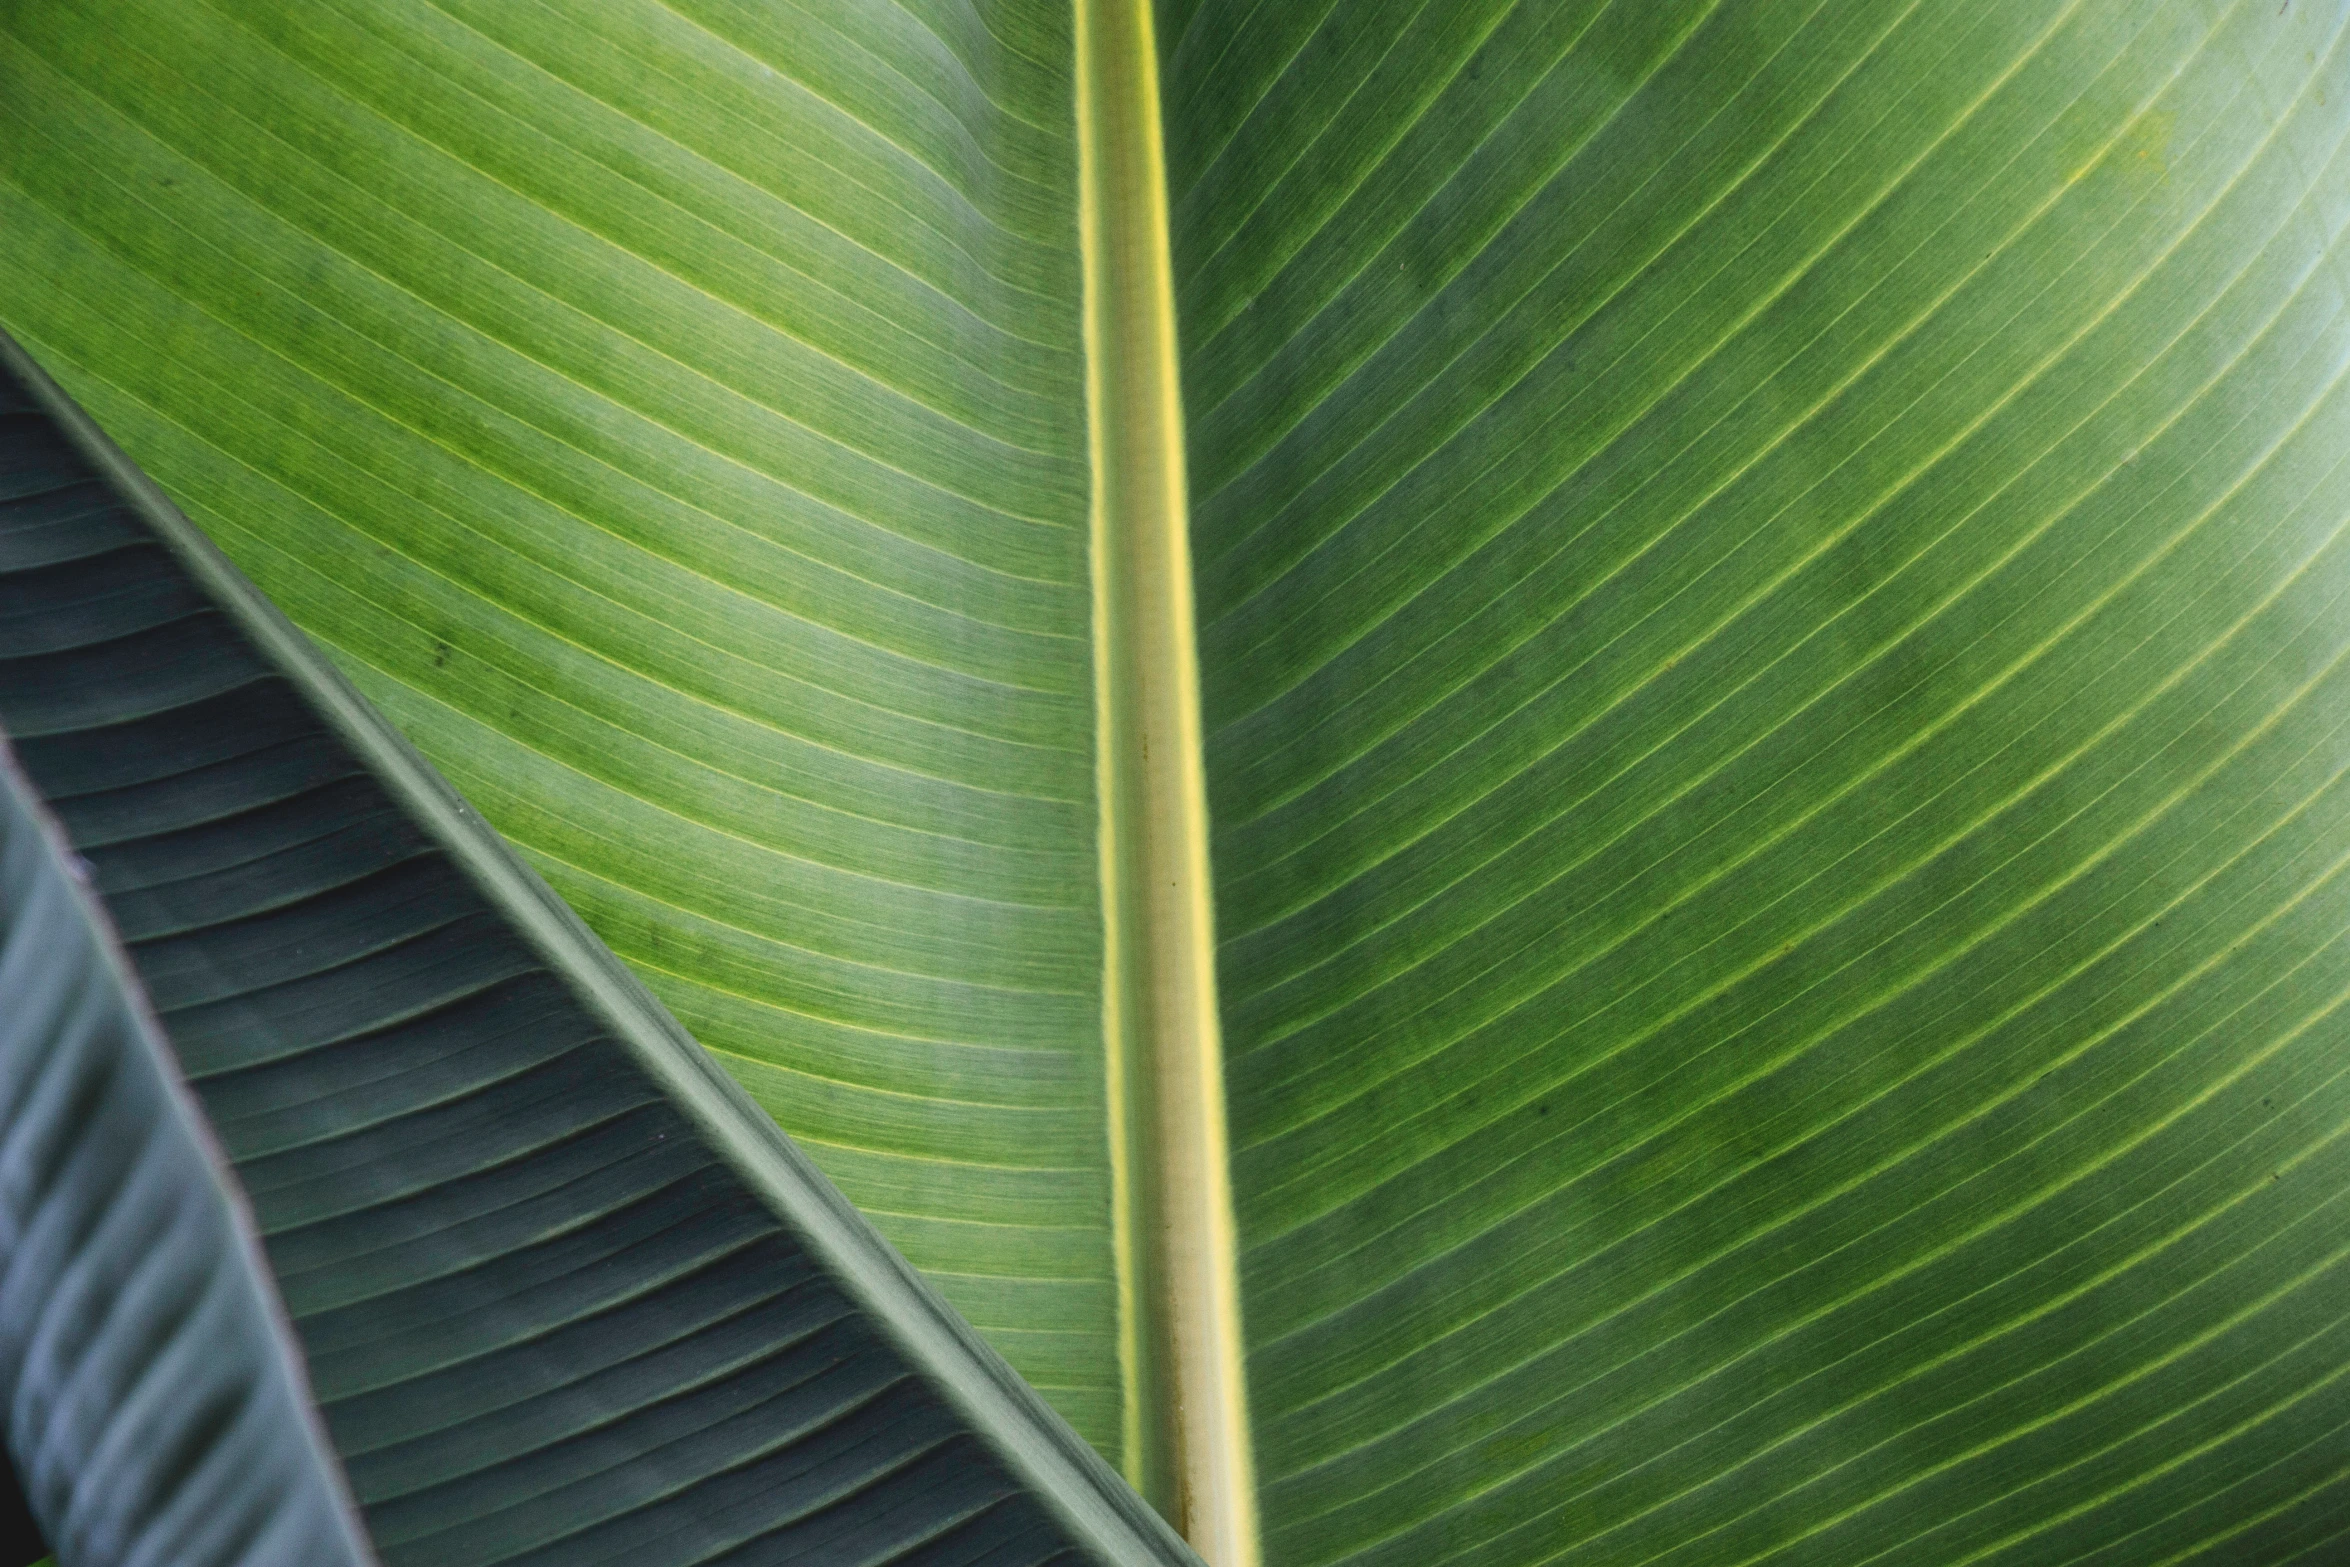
<box><xmin>8</xmin><ymin>1</ymin><xmax>2350</xmax><ymax>1564</ymax></box>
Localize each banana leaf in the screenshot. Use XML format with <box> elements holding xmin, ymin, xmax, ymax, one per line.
<box><xmin>5</xmin><ymin>0</ymin><xmax>2350</xmax><ymax>1564</ymax></box>
<box><xmin>0</xmin><ymin>337</ymin><xmax>1189</xmax><ymax>1566</ymax></box>
<box><xmin>0</xmin><ymin>659</ymin><xmax>368</xmax><ymax>1567</ymax></box>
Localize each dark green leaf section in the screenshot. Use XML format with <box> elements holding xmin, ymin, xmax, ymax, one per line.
<box><xmin>1168</xmin><ymin>1</ymin><xmax>2350</xmax><ymax>1564</ymax></box>
<box><xmin>0</xmin><ymin>351</ymin><xmax>1172</xmax><ymax>1566</ymax></box>
<box><xmin>0</xmin><ymin>1462</ymin><xmax>43</xmax><ymax>1567</ymax></box>
<box><xmin>0</xmin><ymin>0</ymin><xmax>1116</xmax><ymax>1447</ymax></box>
<box><xmin>0</xmin><ymin>653</ymin><xmax>366</xmax><ymax>1559</ymax></box>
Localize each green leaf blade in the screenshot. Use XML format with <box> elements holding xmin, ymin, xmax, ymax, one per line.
<box><xmin>0</xmin><ymin>332</ymin><xmax>1193</xmax><ymax>1567</ymax></box>
<box><xmin>1167</xmin><ymin>0</ymin><xmax>2350</xmax><ymax>1562</ymax></box>
<box><xmin>14</xmin><ymin>0</ymin><xmax>2350</xmax><ymax>1561</ymax></box>
<box><xmin>0</xmin><ymin>0</ymin><xmax>1120</xmax><ymax>1449</ymax></box>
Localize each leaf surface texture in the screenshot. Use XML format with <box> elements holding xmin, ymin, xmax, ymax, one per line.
<box><xmin>0</xmin><ymin>0</ymin><xmax>1119</xmax><ymax>1448</ymax></box>
<box><xmin>1166</xmin><ymin>1</ymin><xmax>2350</xmax><ymax>1563</ymax></box>
<box><xmin>9</xmin><ymin>1</ymin><xmax>2350</xmax><ymax>1564</ymax></box>
<box><xmin>0</xmin><ymin>343</ymin><xmax>1190</xmax><ymax>1566</ymax></box>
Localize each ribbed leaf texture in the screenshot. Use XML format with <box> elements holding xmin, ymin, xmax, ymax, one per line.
<box><xmin>9</xmin><ymin>0</ymin><xmax>2350</xmax><ymax>1564</ymax></box>
<box><xmin>0</xmin><ymin>353</ymin><xmax>1172</xmax><ymax>1567</ymax></box>
<box><xmin>0</xmin><ymin>0</ymin><xmax>1118</xmax><ymax>1451</ymax></box>
<box><xmin>1168</xmin><ymin>1</ymin><xmax>2350</xmax><ymax>1564</ymax></box>
<box><xmin>0</xmin><ymin>716</ymin><xmax>368</xmax><ymax>1563</ymax></box>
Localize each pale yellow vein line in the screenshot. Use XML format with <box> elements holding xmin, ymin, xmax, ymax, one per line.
<box><xmin>1244</xmin><ymin>315</ymin><xmax>2350</xmax><ymax>1430</ymax></box>
<box><xmin>1077</xmin><ymin>0</ymin><xmax>1256</xmax><ymax>1559</ymax></box>
<box><xmin>4</xmin><ymin>153</ymin><xmax>1095</xmax><ymax>687</ymax></box>
<box><xmin>1269</xmin><ymin>645</ymin><xmax>2350</xmax><ymax>1434</ymax></box>
<box><xmin>1253</xmin><ymin>321</ymin><xmax>2350</xmax><ymax>1246</ymax></box>
<box><xmin>84</xmin><ymin>415</ymin><xmax>1102</xmax><ymax>832</ymax></box>
<box><xmin>528</xmin><ymin>840</ymin><xmax>1091</xmax><ymax>991</ymax></box>
<box><xmin>25</xmin><ymin>178</ymin><xmax>1083</xmax><ymax>689</ymax></box>
<box><xmin>1173</xmin><ymin>0</ymin><xmax>1636</xmax><ymax>339</ymax></box>
<box><xmin>1160</xmin><ymin>0</ymin><xmax>1330</xmax><ymax>189</ymax></box>
<box><xmin>2131</xmin><ymin>1437</ymin><xmax>2350</xmax><ymax>1567</ymax></box>
<box><xmin>12</xmin><ymin>117</ymin><xmax>1083</xmax><ymax>570</ymax></box>
<box><xmin>1779</xmin><ymin>1217</ymin><xmax>2350</xmax><ymax>1567</ymax></box>
<box><xmin>701</xmin><ymin>1043</ymin><xmax>1086</xmax><ymax>1115</ymax></box>
<box><xmin>1199</xmin><ymin>0</ymin><xmax>2063</xmax><ymax>687</ymax></box>
<box><xmin>1184</xmin><ymin>0</ymin><xmax>1851</xmax><ymax>495</ymax></box>
<box><xmin>123</xmin><ymin>333</ymin><xmax>1093</xmax><ymax>762</ymax></box>
<box><xmin>783</xmin><ymin>0</ymin><xmax>1068</xmax><ymax>140</ymax></box>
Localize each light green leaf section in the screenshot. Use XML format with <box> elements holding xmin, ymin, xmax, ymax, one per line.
<box><xmin>0</xmin><ymin>0</ymin><xmax>1118</xmax><ymax>1448</ymax></box>
<box><xmin>13</xmin><ymin>0</ymin><xmax>2350</xmax><ymax>1563</ymax></box>
<box><xmin>1167</xmin><ymin>0</ymin><xmax>2350</xmax><ymax>1564</ymax></box>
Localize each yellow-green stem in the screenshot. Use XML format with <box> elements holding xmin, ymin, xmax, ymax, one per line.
<box><xmin>1075</xmin><ymin>2</ymin><xmax>1259</xmax><ymax>1562</ymax></box>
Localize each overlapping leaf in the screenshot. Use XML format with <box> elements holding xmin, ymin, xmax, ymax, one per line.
<box><xmin>0</xmin><ymin>0</ymin><xmax>1120</xmax><ymax>1451</ymax></box>
<box><xmin>0</xmin><ymin>339</ymin><xmax>1190</xmax><ymax>1566</ymax></box>
<box><xmin>0</xmin><ymin>647</ymin><xmax>367</xmax><ymax>1567</ymax></box>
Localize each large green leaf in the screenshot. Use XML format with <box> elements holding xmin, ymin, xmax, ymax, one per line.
<box><xmin>1169</xmin><ymin>1</ymin><xmax>2350</xmax><ymax>1562</ymax></box>
<box><xmin>0</xmin><ymin>337</ymin><xmax>1190</xmax><ymax>1566</ymax></box>
<box><xmin>7</xmin><ymin>1</ymin><xmax>2350</xmax><ymax>1564</ymax></box>
<box><xmin>0</xmin><ymin>0</ymin><xmax>1121</xmax><ymax>1455</ymax></box>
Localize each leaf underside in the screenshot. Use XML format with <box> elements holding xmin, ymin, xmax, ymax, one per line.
<box><xmin>8</xmin><ymin>1</ymin><xmax>2350</xmax><ymax>1565</ymax></box>
<box><xmin>0</xmin><ymin>633</ymin><xmax>366</xmax><ymax>1567</ymax></box>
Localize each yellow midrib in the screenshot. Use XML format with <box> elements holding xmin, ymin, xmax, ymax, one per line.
<box><xmin>1073</xmin><ymin>2</ymin><xmax>1260</xmax><ymax>1564</ymax></box>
